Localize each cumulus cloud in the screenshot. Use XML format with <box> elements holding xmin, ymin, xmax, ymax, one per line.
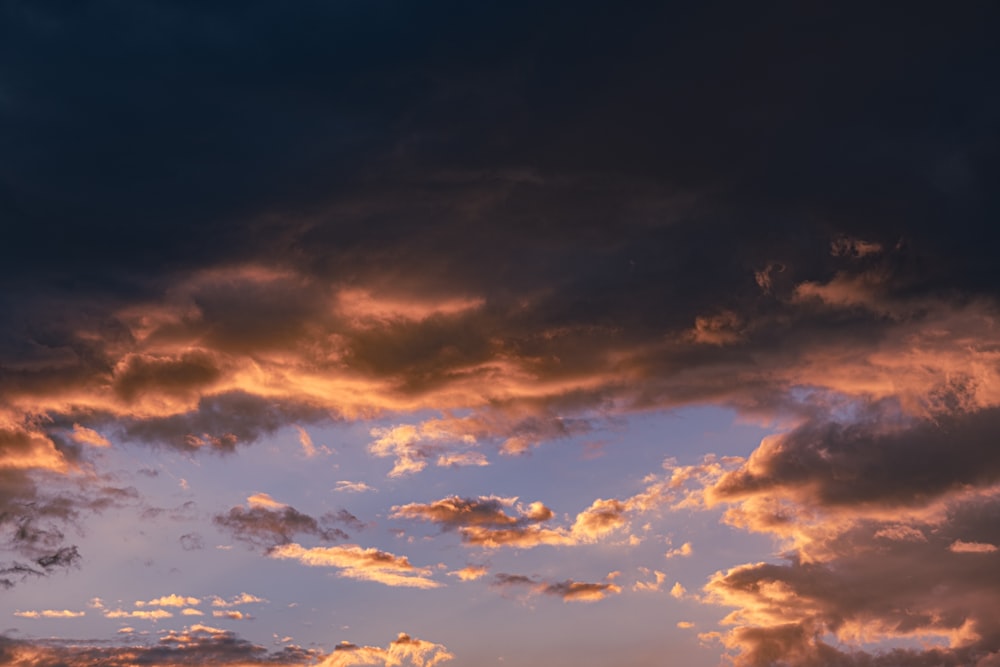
<box><xmin>269</xmin><ymin>543</ymin><xmax>441</xmax><ymax>589</ymax></box>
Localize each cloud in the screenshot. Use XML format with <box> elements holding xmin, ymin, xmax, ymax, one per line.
<box><xmin>391</xmin><ymin>495</ymin><xmax>575</xmax><ymax>549</ymax></box>
<box><xmin>270</xmin><ymin>543</ymin><xmax>442</xmax><ymax>589</ymax></box>
<box><xmin>949</xmin><ymin>540</ymin><xmax>998</xmax><ymax>554</ymax></box>
<box><xmin>68</xmin><ymin>424</ymin><xmax>110</xmax><ymax>448</ymax></box>
<box><xmin>135</xmin><ymin>594</ymin><xmax>200</xmax><ymax>608</ymax></box>
<box><xmin>491</xmin><ymin>573</ymin><xmax>621</xmax><ymax>602</ymax></box>
<box><xmin>295</xmin><ymin>425</ymin><xmax>317</xmax><ymax>458</ymax></box>
<box><xmin>392</xmin><ymin>483</ymin><xmax>683</xmax><ymax>550</ymax></box>
<box><xmin>0</xmin><ymin>6</ymin><xmax>997</xmax><ymax>665</ymax></box>
<box><xmin>665</xmin><ymin>542</ymin><xmax>693</xmax><ymax>559</ymax></box>
<box><xmin>213</xmin><ymin>496</ymin><xmax>352</xmax><ymax>548</ymax></box>
<box><xmin>104</xmin><ymin>608</ymin><xmax>173</xmax><ymax>621</ymax></box>
<box><xmin>632</xmin><ymin>569</ymin><xmax>667</xmax><ymax>593</ymax></box>
<box><xmin>0</xmin><ymin>546</ymin><xmax>81</xmax><ymax>590</ymax></box>
<box><xmin>0</xmin><ymin>624</ymin><xmax>333</xmax><ymax>665</ymax></box>
<box><xmin>213</xmin><ymin>610</ymin><xmax>251</xmax><ymax>620</ymax></box>
<box><xmin>699</xmin><ymin>489</ymin><xmax>1000</xmax><ymax>665</ymax></box>
<box><xmin>320</xmin><ymin>632</ymin><xmax>453</xmax><ymax>667</ymax></box>
<box><xmin>334</xmin><ymin>481</ymin><xmax>377</xmax><ymax>493</ymax></box>
<box><xmin>13</xmin><ymin>609</ymin><xmax>85</xmax><ymax>618</ymax></box>
<box><xmin>210</xmin><ymin>592</ymin><xmax>268</xmax><ymax>608</ymax></box>
<box><xmin>448</xmin><ymin>566</ymin><xmax>488</xmax><ymax>581</ymax></box>
<box><xmin>179</xmin><ymin>532</ymin><xmax>205</xmax><ymax>551</ymax></box>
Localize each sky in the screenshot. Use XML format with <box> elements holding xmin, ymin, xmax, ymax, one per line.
<box><xmin>1</xmin><ymin>2</ymin><xmax>999</xmax><ymax>666</ymax></box>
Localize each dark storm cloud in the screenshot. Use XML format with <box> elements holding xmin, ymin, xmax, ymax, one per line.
<box><xmin>0</xmin><ymin>1</ymin><xmax>995</xmax><ymax>297</ymax></box>
<box><xmin>1</xmin><ymin>2</ymin><xmax>999</xmax><ymax>663</ymax></box>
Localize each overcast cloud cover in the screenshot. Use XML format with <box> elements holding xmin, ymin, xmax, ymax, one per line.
<box><xmin>1</xmin><ymin>1</ymin><xmax>999</xmax><ymax>665</ymax></box>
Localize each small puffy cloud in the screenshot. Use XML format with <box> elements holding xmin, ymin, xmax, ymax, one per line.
<box><xmin>13</xmin><ymin>609</ymin><xmax>85</xmax><ymax>618</ymax></box>
<box><xmin>670</xmin><ymin>582</ymin><xmax>687</xmax><ymax>599</ymax></box>
<box><xmin>270</xmin><ymin>543</ymin><xmax>441</xmax><ymax>589</ymax></box>
<box><xmin>665</xmin><ymin>542</ymin><xmax>693</xmax><ymax>559</ymax></box>
<box><xmin>448</xmin><ymin>566</ymin><xmax>488</xmax><ymax>581</ymax></box>
<box><xmin>213</xmin><ymin>610</ymin><xmax>250</xmax><ymax>620</ymax></box>
<box><xmin>181</xmin><ymin>608</ymin><xmax>204</xmax><ymax>616</ymax></box>
<box><xmin>135</xmin><ymin>594</ymin><xmax>200</xmax><ymax>608</ymax></box>
<box><xmin>632</xmin><ymin>569</ymin><xmax>667</xmax><ymax>593</ymax></box>
<box><xmin>677</xmin><ymin>621</ymin><xmax>695</xmax><ymax>629</ymax></box>
<box><xmin>570</xmin><ymin>498</ymin><xmax>629</xmax><ymax>542</ymax></box>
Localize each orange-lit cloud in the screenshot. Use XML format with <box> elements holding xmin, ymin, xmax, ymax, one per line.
<box><xmin>13</xmin><ymin>609</ymin><xmax>85</xmax><ymax>618</ymax></box>
<box><xmin>211</xmin><ymin>592</ymin><xmax>267</xmax><ymax>607</ymax></box>
<box><xmin>631</xmin><ymin>568</ymin><xmax>667</xmax><ymax>593</ymax></box>
<box><xmin>69</xmin><ymin>424</ymin><xmax>111</xmax><ymax>447</ymax></box>
<box><xmin>319</xmin><ymin>632</ymin><xmax>453</xmax><ymax>667</ymax></box>
<box><xmin>448</xmin><ymin>565</ymin><xmax>488</xmax><ymax>581</ymax></box>
<box><xmin>135</xmin><ymin>594</ymin><xmax>200</xmax><ymax>608</ymax></box>
<box><xmin>104</xmin><ymin>608</ymin><xmax>173</xmax><ymax>620</ymax></box>
<box><xmin>270</xmin><ymin>543</ymin><xmax>442</xmax><ymax>589</ymax></box>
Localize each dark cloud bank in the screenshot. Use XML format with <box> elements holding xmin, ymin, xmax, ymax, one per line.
<box><xmin>1</xmin><ymin>2</ymin><xmax>999</xmax><ymax>665</ymax></box>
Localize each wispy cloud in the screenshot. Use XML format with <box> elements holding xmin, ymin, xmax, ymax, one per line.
<box><xmin>270</xmin><ymin>543</ymin><xmax>442</xmax><ymax>589</ymax></box>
